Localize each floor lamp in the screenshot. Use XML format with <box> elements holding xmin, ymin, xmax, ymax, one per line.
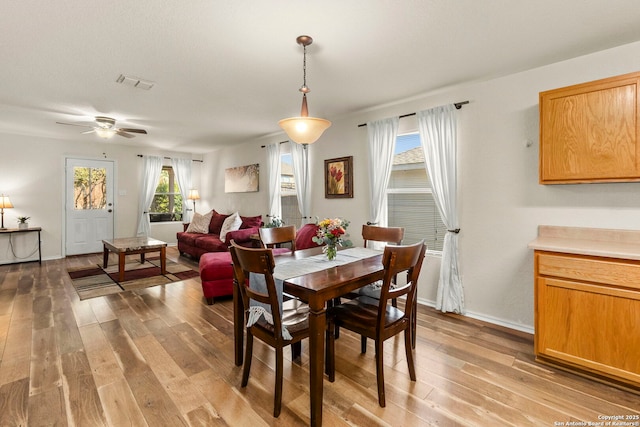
<box><xmin>0</xmin><ymin>194</ymin><xmax>13</xmax><ymax>230</ymax></box>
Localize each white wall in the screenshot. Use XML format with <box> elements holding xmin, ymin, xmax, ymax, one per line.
<box><xmin>201</xmin><ymin>40</ymin><xmax>640</xmax><ymax>333</ymax></box>
<box><xmin>0</xmin><ymin>134</ymin><xmax>200</xmax><ymax>263</ymax></box>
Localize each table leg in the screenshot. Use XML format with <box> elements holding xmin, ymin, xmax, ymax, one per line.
<box><xmin>233</xmin><ymin>281</ymin><xmax>244</xmax><ymax>366</ymax></box>
<box><xmin>159</xmin><ymin>247</ymin><xmax>167</xmax><ymax>275</ymax></box>
<box><xmin>308</xmin><ymin>301</ymin><xmax>326</xmax><ymax>427</ymax></box>
<box><xmin>118</xmin><ymin>252</ymin><xmax>126</xmax><ymax>282</ymax></box>
<box><xmin>103</xmin><ymin>245</ymin><xmax>109</xmax><ymax>268</ymax></box>
<box><xmin>140</xmin><ymin>253</ymin><xmax>145</xmax><ymax>264</ymax></box>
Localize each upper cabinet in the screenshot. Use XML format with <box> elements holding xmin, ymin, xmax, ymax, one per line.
<box><xmin>539</xmin><ymin>71</ymin><xmax>640</xmax><ymax>184</ymax></box>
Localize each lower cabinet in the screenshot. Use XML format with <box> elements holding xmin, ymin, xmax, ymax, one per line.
<box><xmin>534</xmin><ymin>251</ymin><xmax>640</xmax><ymax>390</ymax></box>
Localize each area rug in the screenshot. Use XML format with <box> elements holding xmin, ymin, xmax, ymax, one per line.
<box><xmin>67</xmin><ymin>257</ymin><xmax>199</xmax><ymax>300</ymax></box>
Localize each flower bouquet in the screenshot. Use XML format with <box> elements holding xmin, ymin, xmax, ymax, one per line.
<box><xmin>312</xmin><ymin>217</ymin><xmax>353</xmax><ymax>260</ymax></box>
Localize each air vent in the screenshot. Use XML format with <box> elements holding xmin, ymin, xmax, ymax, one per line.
<box><xmin>116</xmin><ymin>74</ymin><xmax>154</xmax><ymax>90</ymax></box>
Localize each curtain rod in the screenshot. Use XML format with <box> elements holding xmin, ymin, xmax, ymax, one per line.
<box><xmin>137</xmin><ymin>154</ymin><xmax>203</xmax><ymax>163</ymax></box>
<box><xmin>356</xmin><ymin>100</ymin><xmax>469</xmax><ymax>128</ymax></box>
<box><xmin>261</xmin><ymin>140</ymin><xmax>289</xmax><ymax>148</ymax></box>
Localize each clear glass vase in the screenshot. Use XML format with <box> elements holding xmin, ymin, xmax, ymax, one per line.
<box><xmin>324</xmin><ymin>243</ymin><xmax>337</xmax><ymax>261</ymax></box>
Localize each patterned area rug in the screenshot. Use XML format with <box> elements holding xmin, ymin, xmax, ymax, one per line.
<box><xmin>67</xmin><ymin>257</ymin><xmax>199</xmax><ymax>300</ymax></box>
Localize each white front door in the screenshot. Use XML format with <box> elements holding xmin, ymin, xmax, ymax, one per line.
<box><xmin>65</xmin><ymin>158</ymin><xmax>115</xmax><ymax>255</ymax></box>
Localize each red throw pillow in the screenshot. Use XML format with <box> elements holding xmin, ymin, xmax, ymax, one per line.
<box><xmin>240</xmin><ymin>214</ymin><xmax>262</xmax><ymax>229</ymax></box>
<box><xmin>209</xmin><ymin>210</ymin><xmax>230</xmax><ymax>235</ymax></box>
<box><xmin>296</xmin><ymin>223</ymin><xmax>322</xmax><ymax>250</ymax></box>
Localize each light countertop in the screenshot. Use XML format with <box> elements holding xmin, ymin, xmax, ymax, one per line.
<box><xmin>528</xmin><ymin>225</ymin><xmax>640</xmax><ymax>260</ymax></box>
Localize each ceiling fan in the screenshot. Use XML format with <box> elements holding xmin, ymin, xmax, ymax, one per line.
<box><xmin>56</xmin><ymin>116</ymin><xmax>147</xmax><ymax>139</ymax></box>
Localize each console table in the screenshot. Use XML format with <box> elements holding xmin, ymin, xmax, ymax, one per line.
<box><xmin>0</xmin><ymin>227</ymin><xmax>42</xmax><ymax>265</ymax></box>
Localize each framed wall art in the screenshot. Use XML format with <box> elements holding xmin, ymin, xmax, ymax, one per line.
<box><xmin>224</xmin><ymin>163</ymin><xmax>259</xmax><ymax>193</ymax></box>
<box><xmin>324</xmin><ymin>156</ymin><xmax>353</xmax><ymax>198</ymax></box>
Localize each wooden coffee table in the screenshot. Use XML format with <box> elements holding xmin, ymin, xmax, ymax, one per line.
<box><xmin>102</xmin><ymin>237</ymin><xmax>167</xmax><ymax>282</ymax></box>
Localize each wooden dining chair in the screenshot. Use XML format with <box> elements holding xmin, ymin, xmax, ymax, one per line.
<box><xmin>325</xmin><ymin>240</ymin><xmax>426</xmax><ymax>408</ymax></box>
<box><xmin>229</xmin><ymin>241</ymin><xmax>309</xmax><ymax>417</ymax></box>
<box><xmin>340</xmin><ymin>224</ymin><xmax>405</xmax><ymax>349</ymax></box>
<box><xmin>259</xmin><ymin>225</ymin><xmax>297</xmax><ymax>252</ymax></box>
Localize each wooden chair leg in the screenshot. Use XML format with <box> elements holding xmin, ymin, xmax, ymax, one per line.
<box><xmin>374</xmin><ymin>339</ymin><xmax>386</xmax><ymax>407</ymax></box>
<box><xmin>404</xmin><ymin>329</ymin><xmax>416</xmax><ymax>381</ymax></box>
<box><xmin>274</xmin><ymin>347</ymin><xmax>283</xmax><ymax>417</ymax></box>
<box><xmin>361</xmin><ymin>336</ymin><xmax>367</xmax><ymax>353</ymax></box>
<box><xmin>411</xmin><ymin>299</ymin><xmax>417</xmax><ymax>349</ymax></box>
<box><xmin>241</xmin><ymin>332</ymin><xmax>253</xmax><ymax>387</ymax></box>
<box><xmin>291</xmin><ymin>342</ymin><xmax>302</xmax><ymax>362</ymax></box>
<box><xmin>325</xmin><ymin>322</ymin><xmax>335</xmax><ymax>382</ymax></box>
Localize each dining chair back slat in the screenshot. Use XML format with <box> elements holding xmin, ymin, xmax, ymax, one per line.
<box><xmin>259</xmin><ymin>225</ymin><xmax>297</xmax><ymax>252</ymax></box>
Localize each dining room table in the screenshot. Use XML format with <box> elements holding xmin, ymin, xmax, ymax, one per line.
<box><xmin>233</xmin><ymin>246</ymin><xmax>385</xmax><ymax>426</ymax></box>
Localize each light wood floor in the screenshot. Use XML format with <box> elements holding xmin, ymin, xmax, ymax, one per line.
<box><xmin>0</xmin><ymin>247</ymin><xmax>638</xmax><ymax>426</ymax></box>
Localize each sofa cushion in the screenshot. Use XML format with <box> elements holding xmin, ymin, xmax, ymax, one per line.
<box><xmin>220</xmin><ymin>212</ymin><xmax>242</xmax><ymax>242</ymax></box>
<box><xmin>176</xmin><ymin>232</ymin><xmax>206</xmax><ymax>246</ymax></box>
<box><xmin>186</xmin><ymin>211</ymin><xmax>212</xmax><ymax>233</ymax></box>
<box><xmin>194</xmin><ymin>235</ymin><xmax>228</xmax><ymax>252</ymax></box>
<box><xmin>240</xmin><ymin>214</ymin><xmax>262</xmax><ymax>229</ymax></box>
<box><xmin>209</xmin><ymin>210</ymin><xmax>230</xmax><ymax>234</ymax></box>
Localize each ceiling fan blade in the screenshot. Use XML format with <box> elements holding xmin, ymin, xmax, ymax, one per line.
<box><xmin>56</xmin><ymin>121</ymin><xmax>94</xmax><ymax>129</ymax></box>
<box><xmin>115</xmin><ymin>130</ymin><xmax>135</xmax><ymax>138</ymax></box>
<box><xmin>118</xmin><ymin>128</ymin><xmax>147</xmax><ymax>134</ymax></box>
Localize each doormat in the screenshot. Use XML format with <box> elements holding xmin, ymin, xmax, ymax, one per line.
<box><xmin>67</xmin><ymin>257</ymin><xmax>199</xmax><ymax>300</ymax></box>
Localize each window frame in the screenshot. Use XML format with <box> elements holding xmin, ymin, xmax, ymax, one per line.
<box><xmin>149</xmin><ymin>166</ymin><xmax>183</xmax><ymax>223</ymax></box>
<box><xmin>386</xmin><ymin>132</ymin><xmax>445</xmax><ymax>255</ymax></box>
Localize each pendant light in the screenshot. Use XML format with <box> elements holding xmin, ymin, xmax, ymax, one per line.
<box><xmin>278</xmin><ymin>35</ymin><xmax>331</xmax><ymax>145</ymax></box>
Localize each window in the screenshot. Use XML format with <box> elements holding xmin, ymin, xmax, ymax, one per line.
<box><xmin>387</xmin><ymin>133</ymin><xmax>446</xmax><ymax>251</ymax></box>
<box><xmin>149</xmin><ymin>166</ymin><xmax>183</xmax><ymax>222</ymax></box>
<box><xmin>73</xmin><ymin>167</ymin><xmax>107</xmax><ymax>210</ymax></box>
<box><xmin>280</xmin><ymin>153</ymin><xmax>301</xmax><ymax>226</ymax></box>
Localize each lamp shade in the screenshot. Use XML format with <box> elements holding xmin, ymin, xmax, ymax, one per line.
<box><xmin>187</xmin><ymin>189</ymin><xmax>200</xmax><ymax>200</ymax></box>
<box><xmin>0</xmin><ymin>195</ymin><xmax>13</xmax><ymax>209</ymax></box>
<box><xmin>279</xmin><ymin>116</ymin><xmax>332</xmax><ymax>145</ymax></box>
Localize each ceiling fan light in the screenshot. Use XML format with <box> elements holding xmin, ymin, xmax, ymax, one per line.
<box><xmin>95</xmin><ymin>128</ymin><xmax>116</xmax><ymax>139</ymax></box>
<box><xmin>278</xmin><ymin>116</ymin><xmax>331</xmax><ymax>145</ymax></box>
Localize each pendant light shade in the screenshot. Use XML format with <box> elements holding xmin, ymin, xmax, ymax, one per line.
<box><xmin>279</xmin><ymin>35</ymin><xmax>331</xmax><ymax>145</ymax></box>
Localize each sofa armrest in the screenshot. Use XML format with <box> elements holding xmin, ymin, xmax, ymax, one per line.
<box><xmin>225</xmin><ymin>227</ymin><xmax>259</xmax><ymax>245</ymax></box>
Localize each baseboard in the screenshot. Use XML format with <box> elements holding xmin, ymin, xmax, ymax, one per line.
<box><xmin>416</xmin><ymin>297</ymin><xmax>534</xmax><ymax>335</ymax></box>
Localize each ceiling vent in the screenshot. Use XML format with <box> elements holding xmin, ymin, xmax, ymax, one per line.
<box><xmin>116</xmin><ymin>74</ymin><xmax>154</xmax><ymax>90</ymax></box>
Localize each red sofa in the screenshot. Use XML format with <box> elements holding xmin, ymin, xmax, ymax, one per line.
<box><xmin>177</xmin><ymin>210</ymin><xmax>262</xmax><ymax>259</ymax></box>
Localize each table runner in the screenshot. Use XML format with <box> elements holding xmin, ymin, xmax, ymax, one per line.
<box><xmin>247</xmin><ymin>247</ymin><xmax>382</xmax><ymax>339</ymax></box>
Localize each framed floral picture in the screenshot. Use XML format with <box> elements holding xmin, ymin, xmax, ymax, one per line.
<box><xmin>324</xmin><ymin>156</ymin><xmax>353</xmax><ymax>198</ymax></box>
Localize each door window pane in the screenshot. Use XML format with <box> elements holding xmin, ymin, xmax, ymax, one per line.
<box><xmin>280</xmin><ymin>154</ymin><xmax>301</xmax><ymax>226</ymax></box>
<box><xmin>73</xmin><ymin>167</ymin><xmax>107</xmax><ymax>210</ymax></box>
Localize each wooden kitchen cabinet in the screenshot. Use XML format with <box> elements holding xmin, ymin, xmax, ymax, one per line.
<box><xmin>539</xmin><ymin>71</ymin><xmax>640</xmax><ymax>184</ymax></box>
<box><xmin>530</xmin><ymin>226</ymin><xmax>640</xmax><ymax>392</ymax></box>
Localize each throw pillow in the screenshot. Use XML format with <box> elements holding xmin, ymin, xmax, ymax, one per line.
<box><xmin>186</xmin><ymin>211</ymin><xmax>212</xmax><ymax>233</ymax></box>
<box><xmin>209</xmin><ymin>210</ymin><xmax>230</xmax><ymax>234</ymax></box>
<box><xmin>219</xmin><ymin>212</ymin><xmax>242</xmax><ymax>242</ymax></box>
<box><xmin>240</xmin><ymin>214</ymin><xmax>262</xmax><ymax>229</ymax></box>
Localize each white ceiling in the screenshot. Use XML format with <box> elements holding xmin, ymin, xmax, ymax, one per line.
<box><xmin>3</xmin><ymin>0</ymin><xmax>640</xmax><ymax>154</ymax></box>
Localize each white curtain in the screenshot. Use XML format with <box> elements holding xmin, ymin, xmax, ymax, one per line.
<box><xmin>266</xmin><ymin>143</ymin><xmax>282</xmax><ymax>222</ymax></box>
<box><xmin>171</xmin><ymin>157</ymin><xmax>192</xmax><ymax>222</ymax></box>
<box><xmin>366</xmin><ymin>117</ymin><xmax>399</xmax><ymax>226</ymax></box>
<box><xmin>289</xmin><ymin>142</ymin><xmax>311</xmax><ymax>226</ymax></box>
<box><xmin>136</xmin><ymin>155</ymin><xmax>163</xmax><ymax>237</ymax></box>
<box><xmin>418</xmin><ymin>105</ymin><xmax>464</xmax><ymax>314</ymax></box>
